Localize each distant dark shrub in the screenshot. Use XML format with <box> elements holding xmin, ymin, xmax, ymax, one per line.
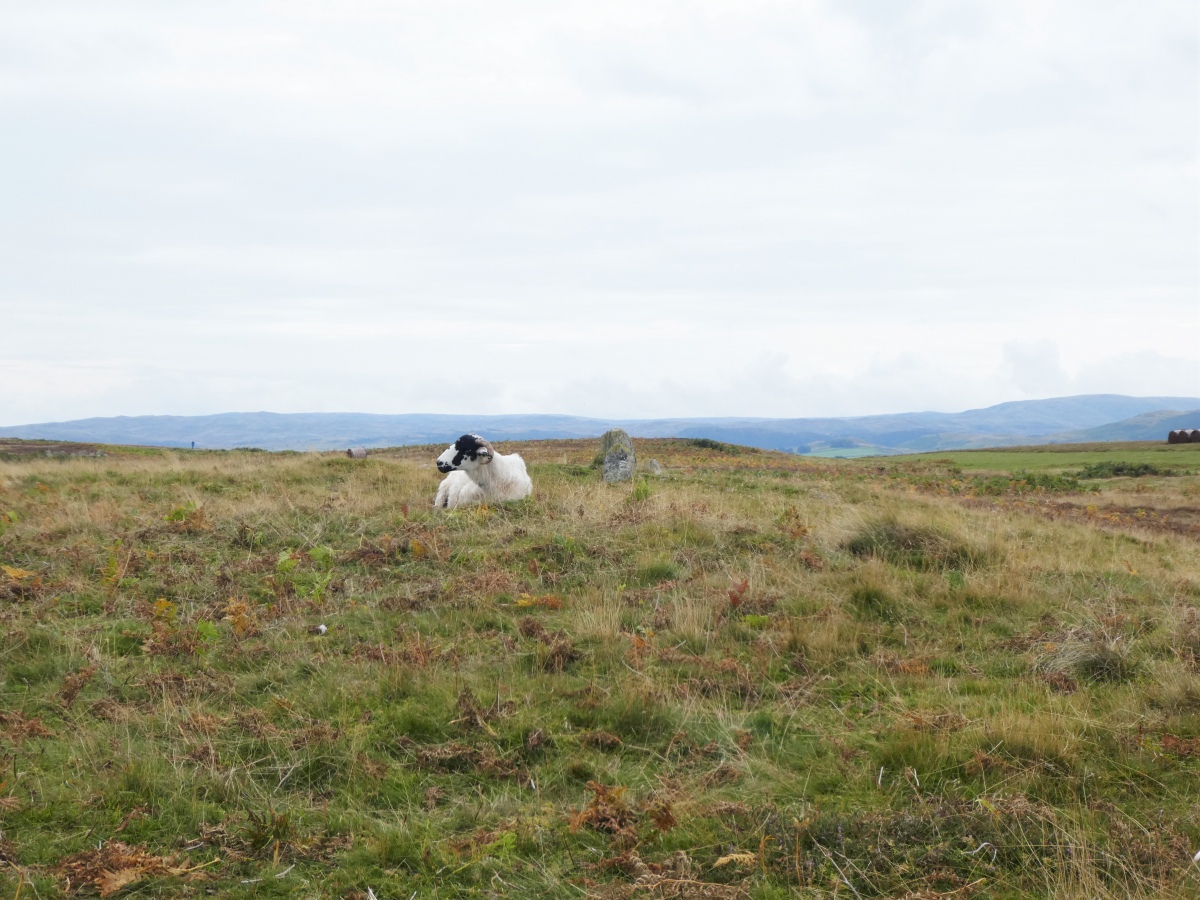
<box><xmin>971</xmin><ymin>471</ymin><xmax>1087</xmax><ymax>495</ymax></box>
<box><xmin>1075</xmin><ymin>461</ymin><xmax>1167</xmax><ymax>479</ymax></box>
<box><xmin>844</xmin><ymin>519</ymin><xmax>984</xmax><ymax>571</ymax></box>
<box><xmin>688</xmin><ymin>438</ymin><xmax>744</xmax><ymax>454</ymax></box>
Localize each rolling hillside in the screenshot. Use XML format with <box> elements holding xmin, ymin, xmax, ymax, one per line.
<box><xmin>1043</xmin><ymin>408</ymin><xmax>1200</xmax><ymax>444</ymax></box>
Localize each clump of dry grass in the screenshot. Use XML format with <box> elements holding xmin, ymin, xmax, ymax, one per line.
<box><xmin>1033</xmin><ymin>620</ymin><xmax>1142</xmax><ymax>684</ymax></box>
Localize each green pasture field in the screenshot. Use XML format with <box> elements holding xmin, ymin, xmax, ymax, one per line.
<box><xmin>1</xmin><ymin>438</ymin><xmax>1199</xmax><ymax>899</ymax></box>
<box><xmin>895</xmin><ymin>441</ymin><xmax>1200</xmax><ymax>474</ymax></box>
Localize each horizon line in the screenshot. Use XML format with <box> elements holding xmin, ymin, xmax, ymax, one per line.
<box><xmin>5</xmin><ymin>391</ymin><xmax>1200</xmax><ymax>431</ymax></box>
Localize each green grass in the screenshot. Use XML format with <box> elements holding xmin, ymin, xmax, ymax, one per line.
<box><xmin>899</xmin><ymin>441</ymin><xmax>1200</xmax><ymax>474</ymax></box>
<box><xmin>1</xmin><ymin>438</ymin><xmax>1199</xmax><ymax>899</ymax></box>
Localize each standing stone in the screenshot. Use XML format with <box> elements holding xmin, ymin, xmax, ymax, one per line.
<box><xmin>347</xmin><ymin>447</ymin><xmax>368</xmax><ymax>459</ymax></box>
<box><xmin>644</xmin><ymin>459</ymin><xmax>662</xmax><ymax>475</ymax></box>
<box><xmin>599</xmin><ymin>429</ymin><xmax>636</xmax><ymax>483</ymax></box>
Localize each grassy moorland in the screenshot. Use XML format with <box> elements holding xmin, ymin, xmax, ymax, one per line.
<box><xmin>913</xmin><ymin>442</ymin><xmax>1199</xmax><ymax>474</ymax></box>
<box><xmin>1</xmin><ymin>438</ymin><xmax>1199</xmax><ymax>899</ymax></box>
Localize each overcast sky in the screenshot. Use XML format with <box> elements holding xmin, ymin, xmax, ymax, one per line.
<box><xmin>1</xmin><ymin>1</ymin><xmax>1196</xmax><ymax>425</ymax></box>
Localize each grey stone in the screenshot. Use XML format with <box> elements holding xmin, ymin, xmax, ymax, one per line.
<box><xmin>599</xmin><ymin>428</ymin><xmax>636</xmax><ymax>483</ymax></box>
<box><xmin>644</xmin><ymin>458</ymin><xmax>662</xmax><ymax>475</ymax></box>
<box><xmin>598</xmin><ymin>428</ymin><xmax>632</xmax><ymax>458</ymax></box>
<box><xmin>604</xmin><ymin>447</ymin><xmax>636</xmax><ymax>483</ymax></box>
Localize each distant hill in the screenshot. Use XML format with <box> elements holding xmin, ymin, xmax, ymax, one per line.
<box><xmin>1</xmin><ymin>394</ymin><xmax>1197</xmax><ymax>454</ymax></box>
<box><xmin>1043</xmin><ymin>408</ymin><xmax>1200</xmax><ymax>444</ymax></box>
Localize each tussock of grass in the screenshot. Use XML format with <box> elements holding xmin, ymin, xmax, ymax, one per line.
<box><xmin>843</xmin><ymin>516</ymin><xmax>991</xmax><ymax>571</ymax></box>
<box><xmin>848</xmin><ymin>584</ymin><xmax>898</xmax><ymax>622</ymax></box>
<box><xmin>1033</xmin><ymin>631</ymin><xmax>1141</xmax><ymax>684</ymax></box>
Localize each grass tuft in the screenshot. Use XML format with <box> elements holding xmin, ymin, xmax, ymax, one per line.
<box><xmin>843</xmin><ymin>517</ymin><xmax>987</xmax><ymax>571</ymax></box>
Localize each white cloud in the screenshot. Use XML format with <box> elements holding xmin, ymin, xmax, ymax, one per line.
<box><xmin>1073</xmin><ymin>351</ymin><xmax>1200</xmax><ymax>400</ymax></box>
<box><xmin>0</xmin><ymin>1</ymin><xmax>1196</xmax><ymax>424</ymax></box>
<box><xmin>1003</xmin><ymin>341</ymin><xmax>1069</xmax><ymax>396</ymax></box>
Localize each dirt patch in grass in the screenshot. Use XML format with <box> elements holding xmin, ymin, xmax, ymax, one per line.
<box><xmin>963</xmin><ymin>496</ymin><xmax>1200</xmax><ymax>540</ymax></box>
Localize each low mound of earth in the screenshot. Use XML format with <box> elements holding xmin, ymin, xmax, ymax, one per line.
<box><xmin>0</xmin><ymin>438</ymin><xmax>1198</xmax><ymax>898</ymax></box>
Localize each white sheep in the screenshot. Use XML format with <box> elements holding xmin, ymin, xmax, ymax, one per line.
<box><xmin>433</xmin><ymin>434</ymin><xmax>533</xmax><ymax>508</ymax></box>
<box><xmin>434</xmin><ymin>470</ymin><xmax>486</xmax><ymax>508</ymax></box>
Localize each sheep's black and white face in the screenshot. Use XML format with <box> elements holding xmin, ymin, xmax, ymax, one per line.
<box><xmin>436</xmin><ymin>434</ymin><xmax>494</xmax><ymax>473</ymax></box>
